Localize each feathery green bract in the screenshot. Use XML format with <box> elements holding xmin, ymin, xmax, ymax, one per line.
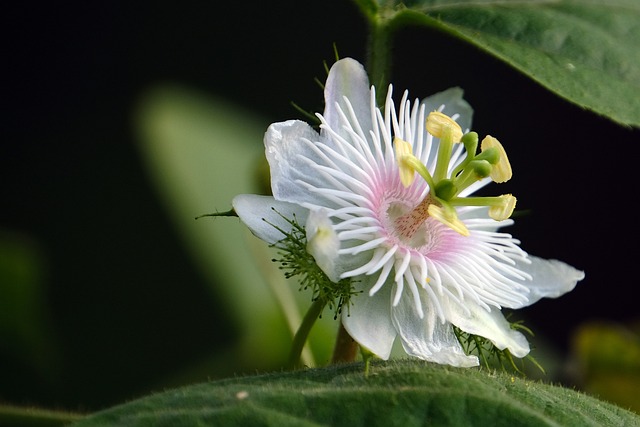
<box><xmin>267</xmin><ymin>210</ymin><xmax>357</xmax><ymax>320</ymax></box>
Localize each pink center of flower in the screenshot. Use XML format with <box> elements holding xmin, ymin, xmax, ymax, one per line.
<box><xmin>379</xmin><ymin>194</ymin><xmax>443</xmax><ymax>253</ymax></box>
<box><xmin>393</xmin><ymin>196</ymin><xmax>432</xmax><ymax>240</ymax></box>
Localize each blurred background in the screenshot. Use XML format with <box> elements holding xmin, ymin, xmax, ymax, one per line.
<box><xmin>3</xmin><ymin>0</ymin><xmax>639</xmax><ymax>414</ymax></box>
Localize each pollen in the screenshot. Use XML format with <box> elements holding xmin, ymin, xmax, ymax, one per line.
<box><xmin>488</xmin><ymin>194</ymin><xmax>517</xmax><ymax>221</ymax></box>
<box><xmin>394</xmin><ymin>137</ymin><xmax>416</xmax><ymax>187</ymax></box>
<box><xmin>426</xmin><ymin>111</ymin><xmax>463</xmax><ymax>143</ymax></box>
<box><xmin>427</xmin><ymin>204</ymin><xmax>470</xmax><ymax>236</ymax></box>
<box><xmin>481</xmin><ymin>136</ymin><xmax>512</xmax><ymax>183</ymax></box>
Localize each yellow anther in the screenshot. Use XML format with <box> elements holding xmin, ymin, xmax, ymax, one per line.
<box><xmin>427</xmin><ymin>204</ymin><xmax>470</xmax><ymax>236</ymax></box>
<box><xmin>394</xmin><ymin>137</ymin><xmax>416</xmax><ymax>187</ymax></box>
<box><xmin>481</xmin><ymin>136</ymin><xmax>512</xmax><ymax>183</ymax></box>
<box><xmin>488</xmin><ymin>194</ymin><xmax>517</xmax><ymax>221</ymax></box>
<box><xmin>426</xmin><ymin>111</ymin><xmax>463</xmax><ymax>143</ymax></box>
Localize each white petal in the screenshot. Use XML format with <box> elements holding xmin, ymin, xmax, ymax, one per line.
<box><xmin>306</xmin><ymin>209</ymin><xmax>340</xmax><ymax>282</ymax></box>
<box><xmin>323</xmin><ymin>58</ymin><xmax>373</xmax><ymax>141</ymax></box>
<box><xmin>342</xmin><ymin>279</ymin><xmax>397</xmax><ymax>360</ymax></box>
<box><xmin>264</xmin><ymin>120</ymin><xmax>336</xmax><ymax>207</ymax></box>
<box><xmin>232</xmin><ymin>194</ymin><xmax>308</xmax><ymax>244</ymax></box>
<box><xmin>392</xmin><ymin>287</ymin><xmax>479</xmax><ymax>367</ymax></box>
<box><xmin>515</xmin><ymin>255</ymin><xmax>585</xmax><ymax>307</ymax></box>
<box><xmin>443</xmin><ymin>295</ymin><xmax>530</xmax><ymax>358</ymax></box>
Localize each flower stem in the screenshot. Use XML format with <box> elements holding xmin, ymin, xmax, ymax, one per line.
<box><xmin>366</xmin><ymin>14</ymin><xmax>394</xmax><ymax>107</ymax></box>
<box><xmin>288</xmin><ymin>297</ymin><xmax>326</xmax><ymax>369</ymax></box>
<box><xmin>331</xmin><ymin>321</ymin><xmax>359</xmax><ymax>364</ymax></box>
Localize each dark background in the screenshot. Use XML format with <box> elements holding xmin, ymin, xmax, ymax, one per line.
<box><xmin>3</xmin><ymin>1</ymin><xmax>638</xmax><ymax>412</ymax></box>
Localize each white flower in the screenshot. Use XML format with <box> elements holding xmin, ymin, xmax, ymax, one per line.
<box><xmin>232</xmin><ymin>58</ymin><xmax>584</xmax><ymax>367</ymax></box>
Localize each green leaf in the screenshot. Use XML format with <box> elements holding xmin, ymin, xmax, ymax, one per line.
<box><xmin>71</xmin><ymin>360</ymin><xmax>639</xmax><ymax>426</ymax></box>
<box><xmin>356</xmin><ymin>0</ymin><xmax>640</xmax><ymax>127</ymax></box>
<box><xmin>0</xmin><ymin>230</ymin><xmax>58</xmax><ymax>380</ymax></box>
<box><xmin>135</xmin><ymin>86</ymin><xmax>338</xmax><ymax>372</ymax></box>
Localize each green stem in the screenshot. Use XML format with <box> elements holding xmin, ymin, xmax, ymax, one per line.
<box><xmin>433</xmin><ymin>126</ymin><xmax>454</xmax><ymax>182</ymax></box>
<box><xmin>403</xmin><ymin>155</ymin><xmax>437</xmax><ymax>194</ymax></box>
<box><xmin>288</xmin><ymin>297</ymin><xmax>326</xmax><ymax>369</ymax></box>
<box><xmin>0</xmin><ymin>404</ymin><xmax>84</xmax><ymax>427</ymax></box>
<box><xmin>366</xmin><ymin>14</ymin><xmax>394</xmax><ymax>107</ymax></box>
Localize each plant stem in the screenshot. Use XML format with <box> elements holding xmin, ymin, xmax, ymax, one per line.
<box><xmin>331</xmin><ymin>321</ymin><xmax>359</xmax><ymax>364</ymax></box>
<box><xmin>366</xmin><ymin>12</ymin><xmax>394</xmax><ymax>107</ymax></box>
<box><xmin>288</xmin><ymin>297</ymin><xmax>326</xmax><ymax>369</ymax></box>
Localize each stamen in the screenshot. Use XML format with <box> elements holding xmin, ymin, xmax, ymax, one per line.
<box><xmin>481</xmin><ymin>136</ymin><xmax>512</xmax><ymax>183</ymax></box>
<box><xmin>450</xmin><ymin>132</ymin><xmax>479</xmax><ymax>177</ymax></box>
<box><xmin>450</xmin><ymin>194</ymin><xmax>517</xmax><ymax>221</ymax></box>
<box><xmin>394</xmin><ymin>136</ymin><xmax>438</xmax><ymax>193</ymax></box>
<box><xmin>488</xmin><ymin>194</ymin><xmax>517</xmax><ymax>220</ymax></box>
<box><xmin>453</xmin><ymin>160</ymin><xmax>492</xmax><ymax>192</ymax></box>
<box><xmin>427</xmin><ymin>204</ymin><xmax>470</xmax><ymax>236</ymax></box>
<box><xmin>426</xmin><ymin>111</ymin><xmax>463</xmax><ymax>142</ymax></box>
<box><xmin>427</xmin><ymin>112</ymin><xmax>463</xmax><ymax>183</ymax></box>
<box><xmin>394</xmin><ymin>137</ymin><xmax>416</xmax><ymax>187</ymax></box>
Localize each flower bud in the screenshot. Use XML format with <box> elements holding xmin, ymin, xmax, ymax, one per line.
<box><xmin>306</xmin><ymin>209</ymin><xmax>340</xmax><ymax>282</ymax></box>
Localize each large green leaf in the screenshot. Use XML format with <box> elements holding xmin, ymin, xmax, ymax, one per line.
<box><xmin>71</xmin><ymin>360</ymin><xmax>639</xmax><ymax>426</ymax></box>
<box><xmin>356</xmin><ymin>0</ymin><xmax>640</xmax><ymax>127</ymax></box>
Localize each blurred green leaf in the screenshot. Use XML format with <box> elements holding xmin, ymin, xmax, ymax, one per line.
<box><xmin>135</xmin><ymin>86</ymin><xmax>337</xmax><ymax>373</ymax></box>
<box><xmin>0</xmin><ymin>230</ymin><xmax>58</xmax><ymax>380</ymax></box>
<box><xmin>356</xmin><ymin>0</ymin><xmax>640</xmax><ymax>127</ymax></box>
<box><xmin>571</xmin><ymin>321</ymin><xmax>640</xmax><ymax>414</ymax></box>
<box><xmin>72</xmin><ymin>359</ymin><xmax>640</xmax><ymax>426</ymax></box>
<box><xmin>0</xmin><ymin>404</ymin><xmax>83</xmax><ymax>427</ymax></box>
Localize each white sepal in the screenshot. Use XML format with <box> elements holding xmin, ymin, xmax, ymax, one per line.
<box><xmin>232</xmin><ymin>194</ymin><xmax>308</xmax><ymax>244</ymax></box>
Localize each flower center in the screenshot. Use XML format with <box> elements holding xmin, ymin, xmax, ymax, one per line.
<box><xmin>384</xmin><ymin>195</ymin><xmax>449</xmax><ymax>251</ymax></box>
<box><xmin>393</xmin><ymin>196</ymin><xmax>432</xmax><ymax>240</ymax></box>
